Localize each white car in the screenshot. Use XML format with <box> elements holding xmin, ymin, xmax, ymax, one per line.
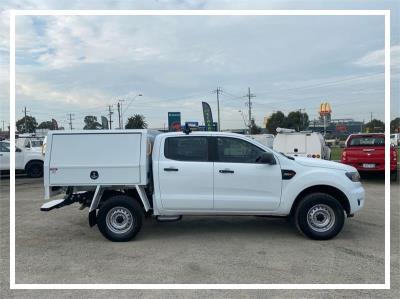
<box><xmin>41</xmin><ymin>130</ymin><xmax>364</xmax><ymax>241</ymax></box>
<box><xmin>0</xmin><ymin>140</ymin><xmax>44</xmax><ymax>177</ymax></box>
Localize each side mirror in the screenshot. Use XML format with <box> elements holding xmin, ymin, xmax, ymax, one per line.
<box><xmin>258</xmin><ymin>152</ymin><xmax>276</xmax><ymax>165</ymax></box>
<box><xmin>16</xmin><ymin>147</ymin><xmax>22</xmax><ymax>152</ymax></box>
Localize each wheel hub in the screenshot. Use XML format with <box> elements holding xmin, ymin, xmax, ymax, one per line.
<box><xmin>307</xmin><ymin>204</ymin><xmax>335</xmax><ymax>233</ymax></box>
<box><xmin>106</xmin><ymin>207</ymin><xmax>134</xmax><ymax>234</ymax></box>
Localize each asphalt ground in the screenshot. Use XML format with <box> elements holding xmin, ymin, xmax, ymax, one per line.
<box><xmin>0</xmin><ymin>173</ymin><xmax>399</xmax><ymax>298</ymax></box>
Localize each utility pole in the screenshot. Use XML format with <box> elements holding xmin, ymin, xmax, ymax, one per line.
<box><xmin>117</xmin><ymin>102</ymin><xmax>121</xmax><ymax>129</ymax></box>
<box><xmin>67</xmin><ymin>113</ymin><xmax>74</xmax><ymax>130</ymax></box>
<box><xmin>23</xmin><ymin>107</ymin><xmax>28</xmax><ymax>133</ymax></box>
<box><xmin>117</xmin><ymin>99</ymin><xmax>125</xmax><ymax>129</ymax></box>
<box><xmin>1</xmin><ymin>120</ymin><xmax>4</xmax><ymax>132</ymax></box>
<box><xmin>212</xmin><ymin>87</ymin><xmax>222</xmax><ymax>131</ymax></box>
<box><xmin>245</xmin><ymin>87</ymin><xmax>255</xmax><ymax>133</ymax></box>
<box><xmin>108</xmin><ymin>105</ymin><xmax>113</xmax><ymax>130</ymax></box>
<box><xmin>370</xmin><ymin>112</ymin><xmax>373</xmax><ymax>123</ymax></box>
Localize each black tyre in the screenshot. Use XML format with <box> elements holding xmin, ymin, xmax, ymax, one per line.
<box><xmin>294</xmin><ymin>193</ymin><xmax>345</xmax><ymax>240</ymax></box>
<box><xmin>26</xmin><ymin>161</ymin><xmax>43</xmax><ymax>178</ymax></box>
<box><xmin>97</xmin><ymin>195</ymin><xmax>144</xmax><ymax>242</ymax></box>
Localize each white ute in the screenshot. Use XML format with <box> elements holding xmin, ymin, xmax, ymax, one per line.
<box><xmin>41</xmin><ymin>129</ymin><xmax>365</xmax><ymax>241</ymax></box>
<box><xmin>0</xmin><ymin>140</ymin><xmax>44</xmax><ymax>177</ymax></box>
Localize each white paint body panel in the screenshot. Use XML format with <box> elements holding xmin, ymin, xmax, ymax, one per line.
<box><xmin>156</xmin><ymin>135</ymin><xmax>213</xmax><ymax>210</ymax></box>
<box><xmin>213</xmin><ymin>162</ymin><xmax>282</xmax><ymax>211</ymax></box>
<box><xmin>44</xmin><ymin>130</ymin><xmax>158</xmax><ymax>199</ymax></box>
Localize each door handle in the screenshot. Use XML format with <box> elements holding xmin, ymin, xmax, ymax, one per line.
<box><xmin>219</xmin><ymin>169</ymin><xmax>234</xmax><ymax>174</ymax></box>
<box><xmin>164</xmin><ymin>167</ymin><xmax>179</xmax><ymax>172</ymax></box>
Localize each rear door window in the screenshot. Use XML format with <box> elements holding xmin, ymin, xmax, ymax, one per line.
<box><xmin>164</xmin><ymin>137</ymin><xmax>208</xmax><ymax>162</ymax></box>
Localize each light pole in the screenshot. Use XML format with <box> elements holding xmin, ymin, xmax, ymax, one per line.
<box><xmin>121</xmin><ymin>94</ymin><xmax>143</xmax><ymax>128</ymax></box>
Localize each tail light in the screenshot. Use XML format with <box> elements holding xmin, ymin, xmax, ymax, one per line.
<box><xmin>393</xmin><ymin>149</ymin><xmax>397</xmax><ymax>161</ymax></box>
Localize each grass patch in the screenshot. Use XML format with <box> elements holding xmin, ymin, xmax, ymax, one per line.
<box><xmin>330</xmin><ymin>147</ymin><xmax>343</xmax><ymax>161</ymax></box>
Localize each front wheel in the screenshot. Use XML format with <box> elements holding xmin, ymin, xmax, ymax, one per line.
<box><xmin>97</xmin><ymin>195</ymin><xmax>144</xmax><ymax>242</ymax></box>
<box><xmin>294</xmin><ymin>193</ymin><xmax>345</xmax><ymax>240</ymax></box>
<box><xmin>26</xmin><ymin>161</ymin><xmax>43</xmax><ymax>178</ymax></box>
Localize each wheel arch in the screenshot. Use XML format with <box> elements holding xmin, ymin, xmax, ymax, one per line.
<box><xmin>290</xmin><ymin>185</ymin><xmax>351</xmax><ymax>216</ymax></box>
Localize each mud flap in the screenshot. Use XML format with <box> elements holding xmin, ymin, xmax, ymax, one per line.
<box><xmin>88</xmin><ymin>210</ymin><xmax>97</xmax><ymax>227</ymax></box>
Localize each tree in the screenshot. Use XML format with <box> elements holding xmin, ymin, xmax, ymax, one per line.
<box><xmin>286</xmin><ymin>111</ymin><xmax>309</xmax><ymax>131</ymax></box>
<box><xmin>364</xmin><ymin>119</ymin><xmax>385</xmax><ymax>133</ymax></box>
<box><xmin>38</xmin><ymin>121</ymin><xmax>54</xmax><ymax>130</ymax></box>
<box><xmin>391</xmin><ymin>117</ymin><xmax>400</xmax><ymax>133</ymax></box>
<box><xmin>125</xmin><ymin>114</ymin><xmax>148</xmax><ymax>129</ymax></box>
<box><xmin>83</xmin><ymin>116</ymin><xmax>102</xmax><ymax>130</ymax></box>
<box><xmin>265</xmin><ymin>111</ymin><xmax>286</xmax><ymax>134</ymax></box>
<box><xmin>250</xmin><ymin>118</ymin><xmax>261</xmax><ymax>134</ymax></box>
<box><xmin>16</xmin><ymin>115</ymin><xmax>37</xmax><ymax>133</ymax></box>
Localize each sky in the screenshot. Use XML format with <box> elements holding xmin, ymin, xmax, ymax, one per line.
<box><xmin>0</xmin><ymin>0</ymin><xmax>399</xmax><ymax>130</ymax></box>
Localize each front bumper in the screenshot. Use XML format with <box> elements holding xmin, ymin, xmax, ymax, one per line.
<box><xmin>347</xmin><ymin>185</ymin><xmax>365</xmax><ymax>214</ymax></box>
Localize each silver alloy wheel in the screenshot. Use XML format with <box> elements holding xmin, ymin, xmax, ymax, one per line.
<box><xmin>306</xmin><ymin>204</ymin><xmax>335</xmax><ymax>233</ymax></box>
<box><xmin>105</xmin><ymin>206</ymin><xmax>134</xmax><ymax>234</ymax></box>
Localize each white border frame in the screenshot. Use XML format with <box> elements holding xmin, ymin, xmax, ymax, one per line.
<box><xmin>9</xmin><ymin>9</ymin><xmax>391</xmax><ymax>290</ymax></box>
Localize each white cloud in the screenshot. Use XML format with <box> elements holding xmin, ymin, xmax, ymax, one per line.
<box><xmin>354</xmin><ymin>44</ymin><xmax>400</xmax><ymax>67</ymax></box>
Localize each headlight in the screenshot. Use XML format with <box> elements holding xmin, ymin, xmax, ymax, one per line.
<box><xmin>346</xmin><ymin>171</ymin><xmax>360</xmax><ymax>182</ymax></box>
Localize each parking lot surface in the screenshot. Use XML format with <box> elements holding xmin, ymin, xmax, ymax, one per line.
<box><xmin>0</xmin><ymin>175</ymin><xmax>399</xmax><ymax>298</ymax></box>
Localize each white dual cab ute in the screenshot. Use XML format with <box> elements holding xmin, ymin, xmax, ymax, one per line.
<box><xmin>41</xmin><ymin>129</ymin><xmax>365</xmax><ymax>242</ymax></box>
<box><xmin>0</xmin><ymin>140</ymin><xmax>44</xmax><ymax>177</ymax></box>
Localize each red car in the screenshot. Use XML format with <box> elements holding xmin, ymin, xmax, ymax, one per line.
<box><xmin>341</xmin><ymin>133</ymin><xmax>397</xmax><ymax>180</ymax></box>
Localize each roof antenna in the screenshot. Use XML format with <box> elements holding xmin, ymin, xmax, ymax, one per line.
<box><xmin>182</xmin><ymin>123</ymin><xmax>192</xmax><ymax>135</ymax></box>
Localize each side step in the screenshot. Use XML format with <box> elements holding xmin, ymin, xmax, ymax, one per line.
<box><xmin>156</xmin><ymin>215</ymin><xmax>182</xmax><ymax>222</ymax></box>
<box><xmin>40</xmin><ymin>198</ymin><xmax>68</xmax><ymax>211</ymax></box>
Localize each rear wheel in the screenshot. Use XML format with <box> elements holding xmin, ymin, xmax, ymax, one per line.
<box><xmin>25</xmin><ymin>161</ymin><xmax>43</xmax><ymax>178</ymax></box>
<box><xmin>294</xmin><ymin>193</ymin><xmax>345</xmax><ymax>240</ymax></box>
<box><xmin>97</xmin><ymin>195</ymin><xmax>144</xmax><ymax>242</ymax></box>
